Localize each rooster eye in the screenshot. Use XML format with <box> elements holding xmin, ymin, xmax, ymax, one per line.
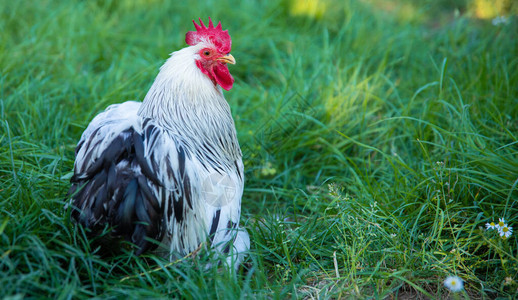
<box><xmin>203</xmin><ymin>50</ymin><xmax>210</xmax><ymax>56</ymax></box>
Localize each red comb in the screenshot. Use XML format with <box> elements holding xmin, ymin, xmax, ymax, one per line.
<box><xmin>185</xmin><ymin>17</ymin><xmax>231</xmax><ymax>53</ymax></box>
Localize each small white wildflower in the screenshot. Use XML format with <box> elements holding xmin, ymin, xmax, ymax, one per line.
<box><xmin>498</xmin><ymin>224</ymin><xmax>513</xmax><ymax>238</ymax></box>
<box><xmin>504</xmin><ymin>277</ymin><xmax>514</xmax><ymax>286</ymax></box>
<box><xmin>486</xmin><ymin>221</ymin><xmax>496</xmax><ymax>230</ymax></box>
<box><xmin>444</xmin><ymin>275</ymin><xmax>464</xmax><ymax>292</ymax></box>
<box><xmin>496</xmin><ymin>218</ymin><xmax>506</xmax><ymax>229</ymax></box>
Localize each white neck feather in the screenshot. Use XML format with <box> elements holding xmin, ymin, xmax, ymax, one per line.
<box><xmin>137</xmin><ymin>43</ymin><xmax>241</xmax><ymax>162</ymax></box>
<box><xmin>138</xmin><ymin>43</ymin><xmax>223</xmax><ymax>120</ymax></box>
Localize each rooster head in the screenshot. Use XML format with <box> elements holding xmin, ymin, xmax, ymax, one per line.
<box><xmin>185</xmin><ymin>17</ymin><xmax>235</xmax><ymax>91</ymax></box>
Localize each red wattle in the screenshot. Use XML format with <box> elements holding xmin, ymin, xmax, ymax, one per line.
<box><xmin>212</xmin><ymin>63</ymin><xmax>234</xmax><ymax>91</ymax></box>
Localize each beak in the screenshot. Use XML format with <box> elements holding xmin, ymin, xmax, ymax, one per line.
<box><xmin>217</xmin><ymin>54</ymin><xmax>236</xmax><ymax>65</ymax></box>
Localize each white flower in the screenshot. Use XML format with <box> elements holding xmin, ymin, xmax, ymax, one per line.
<box><xmin>444</xmin><ymin>275</ymin><xmax>464</xmax><ymax>292</ymax></box>
<box><xmin>498</xmin><ymin>224</ymin><xmax>513</xmax><ymax>238</ymax></box>
<box><xmin>496</xmin><ymin>218</ymin><xmax>506</xmax><ymax>229</ymax></box>
<box><xmin>486</xmin><ymin>221</ymin><xmax>496</xmax><ymax>230</ymax></box>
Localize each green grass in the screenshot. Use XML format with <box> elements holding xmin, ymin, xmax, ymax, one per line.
<box><xmin>1</xmin><ymin>0</ymin><xmax>517</xmax><ymax>298</ymax></box>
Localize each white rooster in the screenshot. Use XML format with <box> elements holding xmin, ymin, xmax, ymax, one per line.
<box><xmin>68</xmin><ymin>18</ymin><xmax>249</xmax><ymax>267</ymax></box>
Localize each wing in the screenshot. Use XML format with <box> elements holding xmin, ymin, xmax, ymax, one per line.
<box><xmin>68</xmin><ymin>101</ymin><xmax>164</xmax><ymax>254</ymax></box>
<box><xmin>68</xmin><ymin>101</ymin><xmax>210</xmax><ymax>256</ymax></box>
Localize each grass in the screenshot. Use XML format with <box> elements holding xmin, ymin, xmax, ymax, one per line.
<box><xmin>1</xmin><ymin>0</ymin><xmax>517</xmax><ymax>298</ymax></box>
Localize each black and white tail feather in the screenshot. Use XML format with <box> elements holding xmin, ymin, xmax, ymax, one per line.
<box><xmin>67</xmin><ymin>41</ymin><xmax>249</xmax><ymax>269</ymax></box>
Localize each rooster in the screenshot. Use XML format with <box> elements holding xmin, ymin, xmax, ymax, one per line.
<box><xmin>67</xmin><ymin>18</ymin><xmax>249</xmax><ymax>267</ymax></box>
